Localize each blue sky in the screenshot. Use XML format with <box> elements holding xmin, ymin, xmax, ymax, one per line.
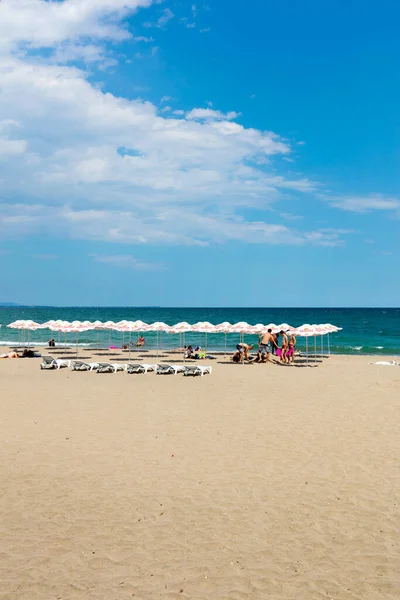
<box><xmin>0</xmin><ymin>0</ymin><xmax>398</xmax><ymax>306</ymax></box>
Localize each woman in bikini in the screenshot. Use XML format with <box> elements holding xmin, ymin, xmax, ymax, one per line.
<box><xmin>280</xmin><ymin>330</ymin><xmax>289</xmax><ymax>364</ymax></box>
<box><xmin>286</xmin><ymin>334</ymin><xmax>296</xmax><ymax>364</ymax></box>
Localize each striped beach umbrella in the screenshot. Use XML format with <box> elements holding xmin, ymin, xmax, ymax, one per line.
<box><xmin>190</xmin><ymin>322</ymin><xmax>216</xmax><ymax>351</ymax></box>
<box><xmin>167</xmin><ymin>322</ymin><xmax>193</xmax><ymax>355</ymax></box>
<box><xmin>50</xmin><ymin>323</ymin><xmax>91</xmax><ymax>357</ymax></box>
<box><xmin>7</xmin><ymin>320</ymin><xmax>44</xmax><ymax>346</ymax></box>
<box><xmin>146</xmin><ymin>322</ymin><xmax>170</xmax><ymax>355</ymax></box>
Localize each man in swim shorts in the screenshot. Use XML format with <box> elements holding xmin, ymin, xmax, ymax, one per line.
<box><xmin>234</xmin><ymin>343</ymin><xmax>254</xmax><ymax>363</ymax></box>
<box><xmin>258</xmin><ymin>329</ymin><xmax>277</xmax><ymax>364</ymax></box>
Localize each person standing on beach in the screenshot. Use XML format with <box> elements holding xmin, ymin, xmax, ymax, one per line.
<box><xmin>280</xmin><ymin>330</ymin><xmax>289</xmax><ymax>363</ymax></box>
<box><xmin>286</xmin><ymin>334</ymin><xmax>296</xmax><ymax>364</ymax></box>
<box><xmin>258</xmin><ymin>329</ymin><xmax>277</xmax><ymax>364</ymax></box>
<box><xmin>271</xmin><ymin>332</ymin><xmax>279</xmax><ymax>355</ymax></box>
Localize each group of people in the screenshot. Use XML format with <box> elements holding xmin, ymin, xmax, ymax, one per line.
<box><xmin>233</xmin><ymin>329</ymin><xmax>296</xmax><ymax>365</ymax></box>
<box><xmin>184</xmin><ymin>345</ymin><xmax>213</xmax><ymax>360</ymax></box>
<box><xmin>121</xmin><ymin>337</ymin><xmax>146</xmax><ymax>350</ymax></box>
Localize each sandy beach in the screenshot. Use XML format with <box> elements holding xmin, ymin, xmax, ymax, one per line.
<box><xmin>1</xmin><ymin>352</ymin><xmax>399</xmax><ymax>599</ymax></box>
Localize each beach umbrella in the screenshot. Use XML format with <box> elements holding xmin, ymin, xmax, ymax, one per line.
<box><xmin>170</xmin><ymin>321</ymin><xmax>192</xmax><ymax>332</ymax></box>
<box><xmin>42</xmin><ymin>320</ymin><xmax>71</xmax><ymax>346</ymax></box>
<box><xmin>7</xmin><ymin>320</ymin><xmax>44</xmax><ymax>347</ymax></box>
<box><xmin>310</xmin><ymin>324</ymin><xmax>330</xmax><ymax>358</ymax></box>
<box><xmin>320</xmin><ymin>323</ymin><xmax>342</xmax><ymax>355</ymax></box>
<box><xmin>113</xmin><ymin>320</ymin><xmax>149</xmax><ymax>359</ymax></box>
<box><xmin>168</xmin><ymin>322</ymin><xmax>193</xmax><ymax>356</ymax></box>
<box><xmin>292</xmin><ymin>324</ymin><xmax>318</xmax><ymax>365</ymax></box>
<box><xmin>277</xmin><ymin>323</ymin><xmax>292</xmax><ymax>332</ymax></box>
<box><xmin>229</xmin><ymin>321</ymin><xmax>252</xmax><ymax>344</ymax></box>
<box><xmin>90</xmin><ymin>321</ymin><xmax>118</xmax><ymax>356</ymax></box>
<box><xmin>191</xmin><ymin>322</ymin><xmax>216</xmax><ymax>352</ymax></box>
<box><xmin>214</xmin><ymin>322</ymin><xmax>232</xmax><ymax>355</ymax></box>
<box><xmin>112</xmin><ymin>321</ymin><xmax>132</xmax><ymax>356</ymax></box>
<box><xmin>87</xmin><ymin>320</ymin><xmax>104</xmax><ymax>349</ymax></box>
<box><xmin>146</xmin><ymin>322</ymin><xmax>170</xmax><ymax>356</ymax></box>
<box><xmin>7</xmin><ymin>320</ymin><xmax>27</xmax><ymax>344</ymax></box>
<box><xmin>50</xmin><ymin>323</ymin><xmax>91</xmax><ymax>357</ymax></box>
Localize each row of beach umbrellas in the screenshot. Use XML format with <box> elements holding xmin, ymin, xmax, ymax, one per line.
<box><xmin>6</xmin><ymin>319</ymin><xmax>342</xmax><ymax>335</ymax></box>
<box><xmin>6</xmin><ymin>320</ymin><xmax>342</xmax><ymax>361</ymax></box>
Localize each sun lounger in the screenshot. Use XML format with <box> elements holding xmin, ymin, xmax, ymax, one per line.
<box><xmin>183</xmin><ymin>365</ymin><xmax>212</xmax><ymax>376</ymax></box>
<box><xmin>96</xmin><ymin>363</ymin><xmax>127</xmax><ymax>373</ymax></box>
<box><xmin>40</xmin><ymin>355</ymin><xmax>56</xmax><ymax>369</ymax></box>
<box><xmin>126</xmin><ymin>363</ymin><xmax>145</xmax><ymax>374</ymax></box>
<box><xmin>40</xmin><ymin>356</ymin><xmax>70</xmax><ymax>370</ymax></box>
<box><xmin>126</xmin><ymin>363</ymin><xmax>157</xmax><ymax>374</ymax></box>
<box><xmin>54</xmin><ymin>358</ymin><xmax>71</xmax><ymax>369</ymax></box>
<box><xmin>141</xmin><ymin>363</ymin><xmax>157</xmax><ymax>373</ymax></box>
<box><xmin>156</xmin><ymin>364</ymin><xmax>186</xmax><ymax>375</ymax></box>
<box><xmin>72</xmin><ymin>361</ymin><xmax>100</xmax><ymax>371</ymax></box>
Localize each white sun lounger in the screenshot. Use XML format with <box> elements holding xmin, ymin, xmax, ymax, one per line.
<box><xmin>40</xmin><ymin>356</ymin><xmax>70</xmax><ymax>370</ymax></box>
<box><xmin>184</xmin><ymin>365</ymin><xmax>212</xmax><ymax>376</ymax></box>
<box><xmin>127</xmin><ymin>363</ymin><xmax>158</xmax><ymax>374</ymax></box>
<box><xmin>156</xmin><ymin>364</ymin><xmax>186</xmax><ymax>375</ymax></box>
<box><xmin>97</xmin><ymin>363</ymin><xmax>127</xmax><ymax>373</ymax></box>
<box><xmin>72</xmin><ymin>361</ymin><xmax>100</xmax><ymax>371</ymax></box>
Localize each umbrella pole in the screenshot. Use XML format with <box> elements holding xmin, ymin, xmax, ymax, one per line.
<box><xmin>225</xmin><ymin>333</ymin><xmax>227</xmax><ymax>357</ymax></box>
<box><xmin>306</xmin><ymin>337</ymin><xmax>308</xmax><ymax>366</ymax></box>
<box><xmin>76</xmin><ymin>331</ymin><xmax>78</xmax><ymax>359</ymax></box>
<box><xmin>157</xmin><ymin>331</ymin><xmax>159</xmax><ymax>358</ymax></box>
<box><xmin>314</xmin><ymin>335</ymin><xmax>317</xmax><ymax>364</ymax></box>
<box><xmin>108</xmin><ymin>331</ymin><xmax>111</xmax><ymax>359</ymax></box>
<box><xmin>129</xmin><ymin>331</ymin><xmax>131</xmax><ymax>362</ymax></box>
<box><xmin>328</xmin><ymin>333</ymin><xmax>331</xmax><ymax>356</ymax></box>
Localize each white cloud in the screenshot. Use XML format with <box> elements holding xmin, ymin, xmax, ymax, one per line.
<box><xmin>134</xmin><ymin>36</ymin><xmax>154</xmax><ymax>43</ymax></box>
<box><xmin>0</xmin><ymin>0</ymin><xmax>333</xmax><ymax>250</ymax></box>
<box><xmin>0</xmin><ymin>0</ymin><xmax>154</xmax><ymax>52</ymax></box>
<box><xmin>186</xmin><ymin>108</ymin><xmax>241</xmax><ymax>121</ymax></box>
<box><xmin>91</xmin><ymin>254</ymin><xmax>163</xmax><ymax>269</ymax></box>
<box><xmin>328</xmin><ymin>195</ymin><xmax>400</xmax><ymax>213</ymax></box>
<box><xmin>0</xmin><ymin>203</ymin><xmax>347</xmax><ymax>248</ymax></box>
<box><xmin>279</xmin><ymin>212</ymin><xmax>304</xmax><ymax>222</ymax></box>
<box><xmin>144</xmin><ymin>7</ymin><xmax>174</xmax><ymax>29</ymax></box>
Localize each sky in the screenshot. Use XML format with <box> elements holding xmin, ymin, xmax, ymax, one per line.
<box><xmin>0</xmin><ymin>0</ymin><xmax>399</xmax><ymax>307</ymax></box>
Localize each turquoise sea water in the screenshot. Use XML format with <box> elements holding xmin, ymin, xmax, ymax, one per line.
<box><xmin>0</xmin><ymin>307</ymin><xmax>399</xmax><ymax>355</ymax></box>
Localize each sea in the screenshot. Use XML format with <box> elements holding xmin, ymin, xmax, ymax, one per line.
<box><xmin>0</xmin><ymin>307</ymin><xmax>399</xmax><ymax>356</ymax></box>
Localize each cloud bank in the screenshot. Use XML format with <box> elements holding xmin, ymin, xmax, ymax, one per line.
<box><xmin>0</xmin><ymin>0</ymin><xmax>345</xmax><ymax>248</ymax></box>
